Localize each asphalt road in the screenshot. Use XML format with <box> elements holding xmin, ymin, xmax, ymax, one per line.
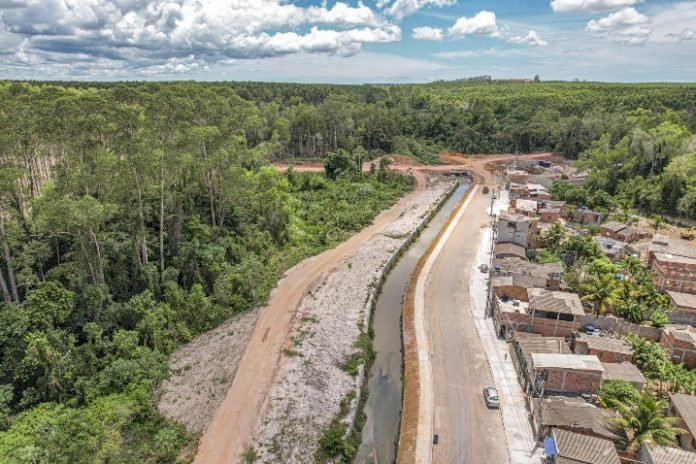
<box><xmin>425</xmin><ymin>187</ymin><xmax>510</xmax><ymax>464</ymax></box>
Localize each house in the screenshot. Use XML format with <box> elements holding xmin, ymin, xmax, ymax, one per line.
<box><xmin>509</xmin><ymin>182</ymin><xmax>529</xmax><ymax>198</ymax></box>
<box><xmin>511</xmin><ymin>334</ymin><xmax>571</xmax><ymax>392</ymax></box>
<box><xmin>494</xmin><ymin>257</ymin><xmax>563</xmax><ymax>290</ymax></box>
<box><xmin>573</xmin><ymin>334</ymin><xmax>634</xmax><ymax>363</ymax></box>
<box><xmin>544</xmin><ymin>428</ymin><xmax>621</xmax><ymax>464</ymax></box>
<box><xmin>510</xmin><ymin>198</ymin><xmax>539</xmax><ymax>217</ymax></box>
<box><xmin>638</xmin><ymin>443</ymin><xmax>696</xmax><ymax>464</ymax></box>
<box><xmin>600</xmin><ymin>362</ymin><xmax>646</xmax><ymax>390</ymax></box>
<box><xmin>493</xmin><ymin>242</ymin><xmax>527</xmax><ymax>259</ymax></box>
<box><xmin>600</xmin><ymin>222</ymin><xmax>639</xmax><ymax>243</ymax></box>
<box><xmin>533</xmin><ymin>396</ymin><xmax>618</xmax><ymax>441</ymax></box>
<box><xmin>539</xmin><ymin>207</ymin><xmax>561</xmax><ymax>223</ymax></box>
<box><xmin>667</xmin><ymin>290</ymin><xmax>696</xmax><ymax>326</ymax></box>
<box><xmin>493</xmin><ymin>289</ymin><xmax>585</xmax><ymax>338</ymax></box>
<box><xmin>528</xmin><ymin>183</ymin><xmax>552</xmax><ymax>201</ymax></box>
<box><xmin>497</xmin><ymin>211</ymin><xmax>538</xmax><ymax>248</ymax></box>
<box><xmin>575</xmin><ymin>206</ymin><xmax>604</xmax><ymax>225</ymax></box>
<box><xmin>530</xmin><ymin>353</ymin><xmax>604</xmax><ymax>395</ymax></box>
<box><xmin>506</xmin><ymin>169</ymin><xmax>529</xmax><ymax>183</ymax></box>
<box><xmin>670</xmin><ymin>392</ymin><xmax>696</xmax><ymax>450</ymax></box>
<box><xmin>527</xmin><ymin>288</ymin><xmax>586</xmax><ymax>337</ymax></box>
<box><xmin>648</xmin><ymin>236</ymin><xmax>696</xmax><ymax>294</ymax></box>
<box><xmin>661</xmin><ymin>325</ymin><xmax>696</xmax><ymax>368</ymax></box>
<box><xmin>594</xmin><ymin>236</ymin><xmax>629</xmax><ymax>262</ymax></box>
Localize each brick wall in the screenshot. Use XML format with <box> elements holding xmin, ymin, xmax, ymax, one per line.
<box><xmin>493</xmin><ymin>285</ymin><xmax>529</xmax><ymax>302</ymax></box>
<box><xmin>661</xmin><ymin>332</ymin><xmax>696</xmax><ymax>368</ymax></box>
<box><xmin>541</xmin><ymin>368</ymin><xmax>603</xmax><ymax>394</ymax></box>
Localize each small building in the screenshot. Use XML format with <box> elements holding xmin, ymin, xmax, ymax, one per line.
<box><xmin>670</xmin><ymin>392</ymin><xmax>696</xmax><ymax>450</ymax></box>
<box><xmin>497</xmin><ymin>211</ymin><xmax>538</xmax><ymax>248</ymax></box>
<box><xmin>661</xmin><ymin>325</ymin><xmax>696</xmax><ymax>368</ymax></box>
<box><xmin>648</xmin><ymin>236</ymin><xmax>696</xmax><ymax>294</ymax></box>
<box><xmin>506</xmin><ymin>169</ymin><xmax>529</xmax><ymax>184</ymax></box>
<box><xmin>492</xmin><ymin>275</ymin><xmax>535</xmax><ymax>302</ymax></box>
<box><xmin>600</xmin><ymin>222</ymin><xmax>639</xmax><ymax>243</ymax></box>
<box><xmin>545</xmin><ymin>428</ymin><xmax>621</xmax><ymax>464</ymax></box>
<box><xmin>511</xmin><ymin>198</ymin><xmax>539</xmax><ymax>217</ymax></box>
<box><xmin>511</xmin><ymin>334</ymin><xmax>571</xmax><ymax>392</ymax></box>
<box><xmin>638</xmin><ymin>443</ymin><xmax>696</xmax><ymax>464</ymax></box>
<box><xmin>493</xmin><ymin>242</ymin><xmax>527</xmax><ymax>260</ymax></box>
<box><xmin>530</xmin><ymin>353</ymin><xmax>604</xmax><ymax>395</ymax></box>
<box><xmin>667</xmin><ymin>290</ymin><xmax>696</xmax><ymax>326</ymax></box>
<box><xmin>494</xmin><ymin>257</ymin><xmax>563</xmax><ymax>290</ymax></box>
<box><xmin>539</xmin><ymin>207</ymin><xmax>561</xmax><ymax>223</ymax></box>
<box><xmin>573</xmin><ymin>334</ymin><xmax>634</xmax><ymax>363</ymax></box>
<box><xmin>594</xmin><ymin>236</ymin><xmax>629</xmax><ymax>262</ymax></box>
<box><xmin>575</xmin><ymin>207</ymin><xmax>604</xmax><ymax>225</ymax></box>
<box><xmin>600</xmin><ymin>362</ymin><xmax>647</xmax><ymax>390</ymax></box>
<box><xmin>528</xmin><ymin>183</ymin><xmax>552</xmax><ymax>201</ymax></box>
<box><xmin>528</xmin><ymin>288</ymin><xmax>586</xmax><ymax>337</ymax></box>
<box><xmin>509</xmin><ymin>182</ymin><xmax>529</xmax><ymax>198</ymax></box>
<box><xmin>533</xmin><ymin>396</ymin><xmax>619</xmax><ymax>442</ymax></box>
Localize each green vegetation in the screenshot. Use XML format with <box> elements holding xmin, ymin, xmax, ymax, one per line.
<box><xmin>2</xmin><ymin>79</ymin><xmax>696</xmax><ymax>460</ymax></box>
<box><xmin>608</xmin><ymin>390</ymin><xmax>685</xmax><ymax>453</ymax></box>
<box><xmin>0</xmin><ymin>82</ymin><xmax>413</xmax><ymax>462</ymax></box>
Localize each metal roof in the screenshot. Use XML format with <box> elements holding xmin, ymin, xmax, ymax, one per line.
<box><xmin>668</xmin><ymin>290</ymin><xmax>696</xmax><ymax>310</ymax></box>
<box><xmin>670</xmin><ymin>392</ymin><xmax>696</xmax><ymax>436</ymax></box>
<box><xmin>601</xmin><ymin>222</ymin><xmax>628</xmax><ymax>233</ymax></box>
<box><xmin>494</xmin><ymin>242</ymin><xmax>527</xmax><ymax>258</ymax></box>
<box><xmin>540</xmin><ymin>396</ymin><xmax>617</xmax><ymax>440</ymax></box>
<box><xmin>600</xmin><ymin>362</ymin><xmax>646</xmax><ymax>385</ymax></box>
<box><xmin>576</xmin><ymin>335</ymin><xmax>634</xmax><ymax>355</ymax></box>
<box><xmin>532</xmin><ymin>353</ymin><xmax>604</xmax><ymax>372</ymax></box>
<box><xmin>552</xmin><ymin>428</ymin><xmax>621</xmax><ymax>464</ymax></box>
<box><xmin>528</xmin><ymin>288</ymin><xmax>585</xmax><ymax>316</ymax></box>
<box><xmin>643</xmin><ymin>444</ymin><xmax>696</xmax><ymax>464</ymax></box>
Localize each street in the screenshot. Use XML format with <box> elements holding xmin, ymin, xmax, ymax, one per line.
<box><xmin>425</xmin><ymin>186</ymin><xmax>510</xmax><ymax>464</ymax></box>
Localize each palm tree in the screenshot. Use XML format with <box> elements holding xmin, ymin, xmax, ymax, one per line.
<box><xmin>543</xmin><ymin>222</ymin><xmax>566</xmax><ymax>250</ymax></box>
<box><xmin>581</xmin><ymin>273</ymin><xmax>620</xmax><ymax>317</ymax></box>
<box><xmin>610</xmin><ymin>392</ymin><xmax>686</xmax><ymax>454</ymax></box>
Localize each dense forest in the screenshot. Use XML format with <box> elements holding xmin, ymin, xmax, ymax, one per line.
<box><xmin>0</xmin><ymin>80</ymin><xmax>696</xmax><ymax>463</ymax></box>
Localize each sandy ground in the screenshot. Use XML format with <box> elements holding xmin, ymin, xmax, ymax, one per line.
<box><xmin>173</xmin><ymin>152</ymin><xmax>553</xmax><ymax>464</ymax></box>
<box><xmin>251</xmin><ymin>177</ymin><xmax>455</xmax><ymax>463</ymax></box>
<box><xmin>158</xmin><ymin>309</ymin><xmax>260</xmax><ymax>433</ymax></box>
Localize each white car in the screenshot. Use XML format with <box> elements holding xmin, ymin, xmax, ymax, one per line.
<box><xmin>483</xmin><ymin>386</ymin><xmax>500</xmax><ymax>408</ymax></box>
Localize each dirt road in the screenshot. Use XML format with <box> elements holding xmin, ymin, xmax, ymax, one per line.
<box><xmin>194</xmin><ymin>152</ymin><xmax>551</xmax><ymax>464</ymax></box>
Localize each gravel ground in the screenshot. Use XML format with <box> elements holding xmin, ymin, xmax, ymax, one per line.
<box><xmin>252</xmin><ymin>176</ymin><xmax>455</xmax><ymax>463</ymax></box>
<box><xmin>157</xmin><ymin>309</ymin><xmax>261</xmax><ymax>433</ymax></box>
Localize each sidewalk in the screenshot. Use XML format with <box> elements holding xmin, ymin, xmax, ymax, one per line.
<box><xmin>468</xmin><ymin>189</ymin><xmax>545</xmax><ymax>464</ymax></box>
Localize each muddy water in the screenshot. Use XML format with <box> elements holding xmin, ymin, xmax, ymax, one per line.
<box><xmin>354</xmin><ymin>181</ymin><xmax>470</xmax><ymax>464</ymax></box>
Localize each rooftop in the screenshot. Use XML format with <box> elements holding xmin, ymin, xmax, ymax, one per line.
<box><xmin>601</xmin><ymin>222</ymin><xmax>628</xmax><ymax>233</ymax></box>
<box><xmin>650</xmin><ymin>236</ymin><xmax>696</xmax><ymax>261</ymax></box>
<box><xmin>528</xmin><ymin>288</ymin><xmax>585</xmax><ymax>316</ymax></box>
<box><xmin>652</xmin><ymin>251</ymin><xmax>696</xmax><ymax>266</ymax></box>
<box><xmin>494</xmin><ymin>257</ymin><xmax>563</xmax><ymax>278</ymax></box>
<box><xmin>499</xmin><ymin>210</ymin><xmax>531</xmax><ymax>223</ymax></box>
<box><xmin>576</xmin><ymin>335</ymin><xmax>633</xmax><ymax>355</ymax></box>
<box><xmin>492</xmin><ymin>274</ymin><xmax>537</xmax><ymax>291</ymax></box>
<box><xmin>532</xmin><ymin>353</ymin><xmax>604</xmax><ymax>372</ymax></box>
<box><xmin>497</xmin><ymin>296</ymin><xmax>530</xmax><ymax>314</ymax></box>
<box><xmin>594</xmin><ymin>236</ymin><xmax>628</xmax><ymax>253</ymax></box>
<box><xmin>668</xmin><ymin>290</ymin><xmax>696</xmax><ymax>310</ymax></box>
<box><xmin>670</xmin><ymin>392</ymin><xmax>696</xmax><ymax>435</ymax></box>
<box><xmin>601</xmin><ymin>362</ymin><xmax>646</xmax><ymax>385</ymax></box>
<box><xmin>515</xmin><ymin>199</ymin><xmax>538</xmax><ymax>213</ymax></box>
<box><xmin>552</xmin><ymin>428</ymin><xmax>621</xmax><ymax>464</ymax></box>
<box><xmin>663</xmin><ymin>325</ymin><xmax>696</xmax><ymax>345</ymax></box>
<box><xmin>516</xmin><ymin>336</ymin><xmax>570</xmax><ymax>376</ymax></box>
<box><xmin>539</xmin><ymin>396</ymin><xmax>617</xmax><ymax>440</ymax></box>
<box><xmin>494</xmin><ymin>242</ymin><xmax>527</xmax><ymax>259</ymax></box>
<box><xmin>642</xmin><ymin>444</ymin><xmax>696</xmax><ymax>464</ymax></box>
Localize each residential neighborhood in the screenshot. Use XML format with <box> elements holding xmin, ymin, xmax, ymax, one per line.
<box><xmin>482</xmin><ymin>160</ymin><xmax>696</xmax><ymax>464</ymax></box>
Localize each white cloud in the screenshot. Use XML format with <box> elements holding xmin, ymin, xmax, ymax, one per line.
<box><xmin>0</xmin><ymin>0</ymin><xmax>400</xmax><ymax>67</ymax></box>
<box><xmin>507</xmin><ymin>30</ymin><xmax>548</xmax><ymax>46</ymax></box>
<box><xmin>586</xmin><ymin>7</ymin><xmax>651</xmax><ymax>44</ymax></box>
<box><xmin>378</xmin><ymin>0</ymin><xmax>457</xmax><ymax>20</ymax></box>
<box><xmin>649</xmin><ymin>1</ymin><xmax>696</xmax><ymax>44</ymax></box>
<box><xmin>412</xmin><ymin>26</ymin><xmax>443</xmax><ymax>40</ymax></box>
<box><xmin>550</xmin><ymin>0</ymin><xmax>640</xmax><ymax>13</ymax></box>
<box><xmin>449</xmin><ymin>11</ymin><xmax>499</xmax><ymax>37</ymax></box>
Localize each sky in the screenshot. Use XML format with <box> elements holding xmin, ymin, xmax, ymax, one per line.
<box><xmin>0</xmin><ymin>0</ymin><xmax>694</xmax><ymax>83</ymax></box>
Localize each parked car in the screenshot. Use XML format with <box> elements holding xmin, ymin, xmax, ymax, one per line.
<box><xmin>483</xmin><ymin>386</ymin><xmax>500</xmax><ymax>408</ymax></box>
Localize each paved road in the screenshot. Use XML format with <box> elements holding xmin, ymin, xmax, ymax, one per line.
<box><xmin>425</xmin><ymin>186</ymin><xmax>510</xmax><ymax>464</ymax></box>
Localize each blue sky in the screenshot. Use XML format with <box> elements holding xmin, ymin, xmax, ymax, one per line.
<box><xmin>0</xmin><ymin>0</ymin><xmax>694</xmax><ymax>82</ymax></box>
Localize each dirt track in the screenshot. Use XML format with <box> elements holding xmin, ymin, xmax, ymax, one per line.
<box><xmin>193</xmin><ymin>152</ymin><xmax>552</xmax><ymax>464</ymax></box>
